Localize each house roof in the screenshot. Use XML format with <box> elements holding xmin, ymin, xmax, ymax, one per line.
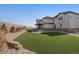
<box><xmin>41</xmin><ymin>16</ymin><xmax>54</xmax><ymax>20</ymax></box>
<box><xmin>53</xmin><ymin>11</ymin><xmax>79</xmax><ymax>19</ymax></box>
<box><xmin>61</xmin><ymin>11</ymin><xmax>79</xmax><ymax>15</ymax></box>
<box><xmin>39</xmin><ymin>11</ymin><xmax>79</xmax><ymax>21</ymax></box>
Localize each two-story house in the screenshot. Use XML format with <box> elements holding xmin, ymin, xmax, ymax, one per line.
<box><xmin>35</xmin><ymin>11</ymin><xmax>79</xmax><ymax>32</ymax></box>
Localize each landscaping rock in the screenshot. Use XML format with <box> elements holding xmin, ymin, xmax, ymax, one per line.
<box><xmin>0</xmin><ymin>31</ymin><xmax>9</xmax><ymax>53</ymax></box>
<box><xmin>0</xmin><ymin>30</ymin><xmax>36</xmax><ymax>54</ymax></box>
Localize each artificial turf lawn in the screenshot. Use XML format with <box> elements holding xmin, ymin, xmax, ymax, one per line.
<box><xmin>16</xmin><ymin>32</ymin><xmax>79</xmax><ymax>54</ymax></box>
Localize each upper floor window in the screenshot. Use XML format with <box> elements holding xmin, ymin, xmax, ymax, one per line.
<box><xmin>58</xmin><ymin>18</ymin><xmax>61</xmax><ymax>20</ymax></box>
<box><xmin>61</xmin><ymin>16</ymin><xmax>63</xmax><ymax>20</ymax></box>
<box><xmin>58</xmin><ymin>16</ymin><xmax>63</xmax><ymax>20</ymax></box>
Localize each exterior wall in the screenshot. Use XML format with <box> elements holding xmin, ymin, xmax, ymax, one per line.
<box><xmin>42</xmin><ymin>23</ymin><xmax>54</xmax><ymax>29</ymax></box>
<box><xmin>68</xmin><ymin>13</ymin><xmax>79</xmax><ymax>28</ymax></box>
<box><xmin>54</xmin><ymin>14</ymin><xmax>70</xmax><ymax>29</ymax></box>
<box><xmin>41</xmin><ymin>18</ymin><xmax>55</xmax><ymax>29</ymax></box>
<box><xmin>42</xmin><ymin>18</ymin><xmax>53</xmax><ymax>23</ymax></box>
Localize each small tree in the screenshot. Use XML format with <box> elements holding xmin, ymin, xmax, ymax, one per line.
<box><xmin>10</xmin><ymin>26</ymin><xmax>15</xmax><ymax>33</ymax></box>
<box><xmin>16</xmin><ymin>27</ymin><xmax>20</xmax><ymax>32</ymax></box>
<box><xmin>19</xmin><ymin>27</ymin><xmax>21</xmax><ymax>31</ymax></box>
<box><xmin>27</xmin><ymin>29</ymin><xmax>32</xmax><ymax>32</ymax></box>
<box><xmin>1</xmin><ymin>23</ymin><xmax>7</xmax><ymax>32</ymax></box>
<box><xmin>23</xmin><ymin>26</ymin><xmax>26</xmax><ymax>29</ymax></box>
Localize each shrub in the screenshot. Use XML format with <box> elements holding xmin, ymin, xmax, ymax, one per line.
<box><xmin>16</xmin><ymin>27</ymin><xmax>19</xmax><ymax>32</ymax></box>
<box><xmin>27</xmin><ymin>29</ymin><xmax>32</xmax><ymax>32</ymax></box>
<box><xmin>1</xmin><ymin>23</ymin><xmax>8</xmax><ymax>32</ymax></box>
<box><xmin>9</xmin><ymin>26</ymin><xmax>15</xmax><ymax>32</ymax></box>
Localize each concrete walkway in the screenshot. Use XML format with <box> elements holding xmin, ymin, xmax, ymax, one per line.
<box><xmin>68</xmin><ymin>32</ymin><xmax>79</xmax><ymax>37</ymax></box>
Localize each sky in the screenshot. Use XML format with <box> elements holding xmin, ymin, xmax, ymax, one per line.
<box><xmin>0</xmin><ymin>4</ymin><xmax>79</xmax><ymax>27</ymax></box>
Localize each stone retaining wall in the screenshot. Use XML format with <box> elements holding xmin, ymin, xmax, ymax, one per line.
<box><xmin>0</xmin><ymin>31</ymin><xmax>35</xmax><ymax>54</ymax></box>
<box><xmin>0</xmin><ymin>31</ymin><xmax>8</xmax><ymax>53</ymax></box>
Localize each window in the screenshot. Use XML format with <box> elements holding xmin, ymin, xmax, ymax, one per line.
<box><xmin>58</xmin><ymin>16</ymin><xmax>63</xmax><ymax>20</ymax></box>
<box><xmin>58</xmin><ymin>18</ymin><xmax>61</xmax><ymax>20</ymax></box>
<box><xmin>54</xmin><ymin>24</ymin><xmax>56</xmax><ymax>28</ymax></box>
<box><xmin>61</xmin><ymin>16</ymin><xmax>63</xmax><ymax>20</ymax></box>
<box><xmin>60</xmin><ymin>24</ymin><xmax>62</xmax><ymax>27</ymax></box>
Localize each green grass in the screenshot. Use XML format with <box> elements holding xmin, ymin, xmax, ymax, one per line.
<box><xmin>16</xmin><ymin>32</ymin><xmax>79</xmax><ymax>54</ymax></box>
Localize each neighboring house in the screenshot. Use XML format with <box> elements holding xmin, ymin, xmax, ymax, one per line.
<box><xmin>35</xmin><ymin>11</ymin><xmax>79</xmax><ymax>32</ymax></box>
